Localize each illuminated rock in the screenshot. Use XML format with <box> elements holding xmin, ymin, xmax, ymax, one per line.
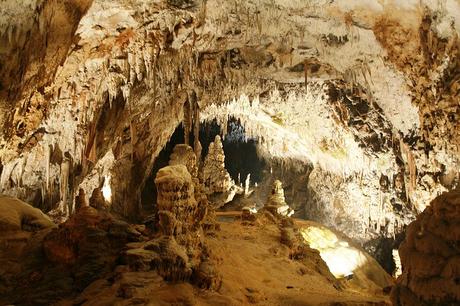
<box><xmin>202</xmin><ymin>135</ymin><xmax>233</xmax><ymax>195</ymax></box>
<box><xmin>265</xmin><ymin>180</ymin><xmax>294</xmax><ymax>217</ymax></box>
<box><xmin>89</xmin><ymin>187</ymin><xmax>109</xmax><ymax>211</ymax></box>
<box><xmin>169</xmin><ymin>144</ymin><xmax>198</xmax><ymax>179</ymax></box>
<box><xmin>75</xmin><ymin>188</ymin><xmax>88</xmax><ymax>212</ymax></box>
<box><xmin>126</xmin><ymin>165</ymin><xmax>220</xmax><ymax>288</ymax></box>
<box><xmin>391</xmin><ymin>191</ymin><xmax>460</xmax><ymax>305</ymax></box>
<box><xmin>0</xmin><ymin>195</ymin><xmax>55</xmax><ymax>231</ymax></box>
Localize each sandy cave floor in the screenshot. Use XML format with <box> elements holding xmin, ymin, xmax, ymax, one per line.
<box><xmin>54</xmin><ymin>216</ymin><xmax>391</xmax><ymax>306</ymax></box>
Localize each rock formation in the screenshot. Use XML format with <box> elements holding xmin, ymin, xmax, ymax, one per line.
<box><xmin>169</xmin><ymin>144</ymin><xmax>218</xmax><ymax>234</ymax></box>
<box><xmin>89</xmin><ymin>186</ymin><xmax>110</xmax><ymax>211</ymax></box>
<box><xmin>0</xmin><ymin>195</ymin><xmax>55</xmax><ymax>231</ymax></box>
<box><xmin>125</xmin><ymin>164</ymin><xmax>220</xmax><ymax>288</ymax></box>
<box><xmin>0</xmin><ymin>0</ymin><xmax>460</xmax><ymax>304</ymax></box>
<box><xmin>202</xmin><ymin>135</ymin><xmax>243</xmax><ymax>207</ymax></box>
<box><xmin>169</xmin><ymin>144</ymin><xmax>198</xmax><ymax>178</ymax></box>
<box><xmin>202</xmin><ymin>135</ymin><xmax>233</xmax><ymax>195</ymax></box>
<box><xmin>391</xmin><ymin>190</ymin><xmax>460</xmax><ymax>305</ymax></box>
<box><xmin>265</xmin><ymin>180</ymin><xmax>294</xmax><ymax>217</ymax></box>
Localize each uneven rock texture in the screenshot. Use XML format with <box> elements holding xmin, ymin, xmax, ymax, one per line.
<box><xmin>0</xmin><ymin>195</ymin><xmax>55</xmax><ymax>231</ymax></box>
<box><xmin>202</xmin><ymin>135</ymin><xmax>233</xmax><ymax>194</ymax></box>
<box><xmin>264</xmin><ymin>180</ymin><xmax>294</xmax><ymax>217</ymax></box>
<box><xmin>169</xmin><ymin>144</ymin><xmax>199</xmax><ymax>178</ymax></box>
<box><xmin>0</xmin><ymin>205</ymin><xmax>146</xmax><ymax>305</ymax></box>
<box><xmin>0</xmin><ymin>0</ymin><xmax>459</xmax><ymax>289</ymax></box>
<box><xmin>53</xmin><ymin>217</ymin><xmax>392</xmax><ymax>306</ymax></box>
<box><xmin>202</xmin><ymin>135</ymin><xmax>242</xmax><ymax>207</ymax></box>
<box><xmin>374</xmin><ymin>11</ymin><xmax>460</xmax><ymax>157</ymax></box>
<box><xmin>126</xmin><ymin>164</ymin><xmax>220</xmax><ymax>288</ymax></box>
<box><xmin>201</xmin><ymin>84</ymin><xmax>420</xmax><ymax>244</ymax></box>
<box><xmin>2</xmin><ymin>0</ymin><xmax>456</xmax><ymax>226</ymax></box>
<box><xmin>0</xmin><ymin>0</ymin><xmax>93</xmax><ymax>135</ymax></box>
<box><xmin>391</xmin><ymin>190</ymin><xmax>460</xmax><ymax>305</ymax></box>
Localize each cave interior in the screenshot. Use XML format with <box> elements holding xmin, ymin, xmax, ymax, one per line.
<box><xmin>1</xmin><ymin>1</ymin><xmax>460</xmax><ymax>305</ymax></box>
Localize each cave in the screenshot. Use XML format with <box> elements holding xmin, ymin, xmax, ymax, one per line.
<box><xmin>1</xmin><ymin>1</ymin><xmax>460</xmax><ymax>305</ymax></box>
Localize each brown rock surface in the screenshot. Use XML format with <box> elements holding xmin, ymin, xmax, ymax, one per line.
<box><xmin>0</xmin><ymin>195</ymin><xmax>55</xmax><ymax>231</ymax></box>
<box><xmin>391</xmin><ymin>190</ymin><xmax>460</xmax><ymax>305</ymax></box>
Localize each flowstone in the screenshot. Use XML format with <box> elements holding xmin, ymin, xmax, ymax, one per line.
<box><xmin>0</xmin><ymin>195</ymin><xmax>55</xmax><ymax>231</ymax></box>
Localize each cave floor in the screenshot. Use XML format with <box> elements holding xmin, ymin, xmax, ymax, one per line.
<box><xmin>52</xmin><ymin>217</ymin><xmax>391</xmax><ymax>306</ymax></box>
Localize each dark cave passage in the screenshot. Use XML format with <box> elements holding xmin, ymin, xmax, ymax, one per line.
<box><xmin>200</xmin><ymin>118</ymin><xmax>265</xmax><ymax>185</ymax></box>
<box><xmin>141</xmin><ymin>118</ymin><xmax>266</xmax><ymax>212</ymax></box>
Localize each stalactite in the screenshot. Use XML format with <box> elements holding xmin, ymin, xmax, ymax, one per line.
<box><xmin>193</xmin><ymin>93</ymin><xmax>202</xmax><ymax>167</ymax></box>
<box><xmin>45</xmin><ymin>144</ymin><xmax>51</xmax><ymax>196</ymax></box>
<box><xmin>60</xmin><ymin>154</ymin><xmax>71</xmax><ymax>216</ymax></box>
<box><xmin>127</xmin><ymin>98</ymin><xmax>136</xmax><ymax>162</ymax></box>
<box><xmin>184</xmin><ymin>99</ymin><xmax>191</xmax><ymax>145</ymax></box>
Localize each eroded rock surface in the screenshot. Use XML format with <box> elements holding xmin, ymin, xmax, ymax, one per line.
<box><xmin>126</xmin><ymin>164</ymin><xmax>221</xmax><ymax>289</ymax></box>
<box><xmin>265</xmin><ymin>180</ymin><xmax>294</xmax><ymax>217</ymax></box>
<box><xmin>0</xmin><ymin>195</ymin><xmax>55</xmax><ymax>231</ymax></box>
<box><xmin>1</xmin><ymin>204</ymin><xmax>146</xmax><ymax>305</ymax></box>
<box><xmin>391</xmin><ymin>190</ymin><xmax>460</xmax><ymax>305</ymax></box>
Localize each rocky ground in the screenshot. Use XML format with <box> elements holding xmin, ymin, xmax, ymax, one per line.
<box><xmin>0</xmin><ymin>196</ymin><xmax>392</xmax><ymax>306</ymax></box>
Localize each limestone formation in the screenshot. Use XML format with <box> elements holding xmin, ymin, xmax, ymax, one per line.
<box><xmin>0</xmin><ymin>195</ymin><xmax>55</xmax><ymax>231</ymax></box>
<box><xmin>168</xmin><ymin>144</ymin><xmax>217</xmax><ymax>234</ymax></box>
<box><xmin>391</xmin><ymin>190</ymin><xmax>460</xmax><ymax>305</ymax></box>
<box><xmin>202</xmin><ymin>135</ymin><xmax>232</xmax><ymax>195</ymax></box>
<box><xmin>265</xmin><ymin>180</ymin><xmax>294</xmax><ymax>217</ymax></box>
<box><xmin>75</xmin><ymin>188</ymin><xmax>88</xmax><ymax>212</ymax></box>
<box><xmin>169</xmin><ymin>144</ymin><xmax>198</xmax><ymax>178</ymax></box>
<box><xmin>1</xmin><ymin>0</ymin><xmax>460</xmax><ymax>304</ymax></box>
<box><xmin>89</xmin><ymin>187</ymin><xmax>109</xmax><ymax>211</ymax></box>
<box><xmin>202</xmin><ymin>135</ymin><xmax>243</xmax><ymax>207</ymax></box>
<box><xmin>126</xmin><ymin>165</ymin><xmax>220</xmax><ymax>288</ymax></box>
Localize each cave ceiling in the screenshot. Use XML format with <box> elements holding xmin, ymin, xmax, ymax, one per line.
<box><xmin>0</xmin><ymin>0</ymin><xmax>459</xmax><ymax>239</ymax></box>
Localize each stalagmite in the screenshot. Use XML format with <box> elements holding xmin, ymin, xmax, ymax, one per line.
<box><xmin>125</xmin><ymin>164</ymin><xmax>220</xmax><ymax>288</ymax></box>
<box><xmin>244</xmin><ymin>173</ymin><xmax>251</xmax><ymax>196</ymax></box>
<box><xmin>264</xmin><ymin>180</ymin><xmax>294</xmax><ymax>217</ymax></box>
<box><xmin>201</xmin><ymin>135</ymin><xmax>243</xmax><ymax>207</ymax></box>
<box><xmin>169</xmin><ymin>144</ymin><xmax>198</xmax><ymax>178</ymax></box>
<box><xmin>1</xmin><ymin>1</ymin><xmax>460</xmax><ymax>305</ymax></box>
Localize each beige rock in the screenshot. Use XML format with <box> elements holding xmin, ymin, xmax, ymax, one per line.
<box><xmin>265</xmin><ymin>180</ymin><xmax>294</xmax><ymax>217</ymax></box>
<box><xmin>0</xmin><ymin>195</ymin><xmax>55</xmax><ymax>231</ymax></box>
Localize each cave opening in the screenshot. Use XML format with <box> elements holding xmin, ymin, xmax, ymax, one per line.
<box><xmin>200</xmin><ymin>118</ymin><xmax>265</xmax><ymax>185</ymax></box>
<box><xmin>141</xmin><ymin>117</ymin><xmax>266</xmax><ymax>213</ymax></box>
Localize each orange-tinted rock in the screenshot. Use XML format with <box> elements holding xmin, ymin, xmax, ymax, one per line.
<box><xmin>391</xmin><ymin>190</ymin><xmax>460</xmax><ymax>305</ymax></box>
